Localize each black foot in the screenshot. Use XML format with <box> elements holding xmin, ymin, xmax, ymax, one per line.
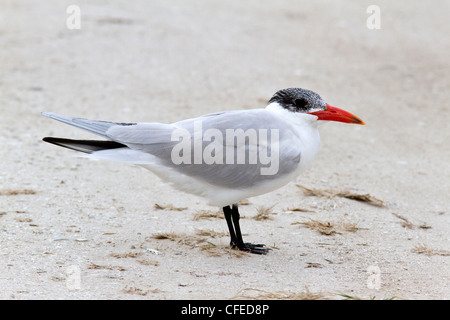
<box><xmin>223</xmin><ymin>204</ymin><xmax>271</xmax><ymax>255</ymax></box>
<box><xmin>233</xmin><ymin>242</ymin><xmax>271</xmax><ymax>255</ymax></box>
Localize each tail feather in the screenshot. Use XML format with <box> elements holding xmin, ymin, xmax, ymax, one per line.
<box><xmin>42</xmin><ymin>137</ymin><xmax>127</xmax><ymax>154</ymax></box>
<box><xmin>41</xmin><ymin>112</ymin><xmax>136</xmax><ymax>139</ymax></box>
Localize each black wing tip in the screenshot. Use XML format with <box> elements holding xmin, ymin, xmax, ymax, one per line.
<box><xmin>42</xmin><ymin>137</ymin><xmax>62</xmax><ymax>145</ymax></box>
<box><xmin>42</xmin><ymin>137</ymin><xmax>127</xmax><ymax>153</ymax></box>
<box><xmin>42</xmin><ymin>137</ymin><xmax>71</xmax><ymax>145</ymax></box>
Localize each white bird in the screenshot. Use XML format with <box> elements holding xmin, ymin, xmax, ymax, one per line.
<box><xmin>42</xmin><ymin>88</ymin><xmax>364</xmax><ymax>254</ymax></box>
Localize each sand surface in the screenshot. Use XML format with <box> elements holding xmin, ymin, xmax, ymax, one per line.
<box><xmin>1</xmin><ymin>0</ymin><xmax>449</xmax><ymax>299</ymax></box>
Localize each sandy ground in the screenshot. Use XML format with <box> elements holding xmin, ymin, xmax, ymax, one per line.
<box><xmin>0</xmin><ymin>0</ymin><xmax>449</xmax><ymax>300</ymax></box>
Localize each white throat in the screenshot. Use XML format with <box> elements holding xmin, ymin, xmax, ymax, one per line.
<box><xmin>265</xmin><ymin>102</ymin><xmax>320</xmax><ymax>128</ymax></box>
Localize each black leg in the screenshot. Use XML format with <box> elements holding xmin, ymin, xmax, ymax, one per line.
<box><xmin>223</xmin><ymin>205</ymin><xmax>237</xmax><ymax>246</ymax></box>
<box><xmin>222</xmin><ymin>204</ymin><xmax>270</xmax><ymax>255</ymax></box>
<box><xmin>230</xmin><ymin>204</ymin><xmax>244</xmax><ymax>248</ymax></box>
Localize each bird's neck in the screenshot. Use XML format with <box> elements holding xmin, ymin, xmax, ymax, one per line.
<box><xmin>265</xmin><ymin>102</ymin><xmax>321</xmax><ymax>176</ymax></box>
<box><xmin>265</xmin><ymin>102</ymin><xmax>320</xmax><ymax>129</ymax></box>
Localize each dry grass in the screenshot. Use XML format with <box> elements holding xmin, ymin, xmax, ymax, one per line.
<box><xmin>296</xmin><ymin>185</ymin><xmax>384</xmax><ymax>207</ymax></box>
<box><xmin>193</xmin><ymin>209</ymin><xmax>223</xmax><ymax>220</ymax></box>
<box><xmin>136</xmin><ymin>259</ymin><xmax>159</xmax><ymax>266</ymax></box>
<box><xmin>150</xmin><ymin>232</ymin><xmax>181</xmax><ymax>241</ymax></box>
<box><xmin>306</xmin><ymin>262</ymin><xmax>323</xmax><ymax>268</ymax></box>
<box><xmin>392</xmin><ymin>213</ymin><xmax>415</xmax><ymax>229</ymax></box>
<box><xmin>110</xmin><ymin>252</ymin><xmax>142</xmax><ymax>259</ymax></box>
<box><xmin>392</xmin><ymin>213</ymin><xmax>432</xmax><ymax>230</ymax></box>
<box><xmin>411</xmin><ymin>244</ymin><xmax>450</xmax><ymax>256</ymax></box>
<box><xmin>14</xmin><ymin>217</ymin><xmax>33</xmax><ymax>223</ymax></box>
<box><xmin>338</xmin><ymin>293</ymin><xmax>396</xmax><ymax>300</ymax></box>
<box><xmin>253</xmin><ymin>205</ymin><xmax>276</xmax><ymax>221</ymax></box>
<box><xmin>195</xmin><ymin>229</ymin><xmax>227</xmax><ymax>238</ymax></box>
<box><xmin>337</xmin><ymin>191</ymin><xmax>384</xmax><ymax>207</ymax></box>
<box><xmin>0</xmin><ymin>189</ymin><xmax>36</xmax><ymax>195</ymax></box>
<box><xmin>418</xmin><ymin>223</ymin><xmax>432</xmax><ymax>230</ymax></box>
<box><xmin>300</xmin><ymin>220</ymin><xmax>337</xmax><ymax>235</ymax></box>
<box><xmin>234</xmin><ymin>288</ymin><xmax>396</xmax><ymax>300</ymax></box>
<box><xmin>150</xmin><ymin>229</ymin><xmax>250</xmax><ymax>257</ymax></box>
<box><xmin>122</xmin><ymin>286</ymin><xmax>148</xmax><ymax>296</ymax></box>
<box><xmin>285</xmin><ymin>207</ymin><xmax>315</xmax><ymax>213</ymax></box>
<box><xmin>151</xmin><ymin>231</ymin><xmax>221</xmax><ymax>252</ymax></box>
<box><xmin>199</xmin><ymin>243</ymin><xmax>247</xmax><ymax>257</ymax></box>
<box><xmin>153</xmin><ymin>203</ymin><xmax>187</xmax><ymax>211</ymax></box>
<box><xmin>88</xmin><ymin>263</ymin><xmax>126</xmax><ymax>271</ymax></box>
<box><xmin>233</xmin><ymin>288</ymin><xmax>330</xmax><ymax>300</ymax></box>
<box><xmin>299</xmin><ymin>219</ymin><xmax>359</xmax><ymax>236</ymax></box>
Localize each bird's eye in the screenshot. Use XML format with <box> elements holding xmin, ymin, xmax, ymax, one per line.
<box><xmin>294</xmin><ymin>98</ymin><xmax>308</xmax><ymax>109</ymax></box>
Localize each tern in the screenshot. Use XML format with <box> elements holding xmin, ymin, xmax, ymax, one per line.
<box><xmin>42</xmin><ymin>88</ymin><xmax>364</xmax><ymax>254</ymax></box>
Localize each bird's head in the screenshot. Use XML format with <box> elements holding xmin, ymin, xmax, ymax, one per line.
<box><xmin>268</xmin><ymin>88</ymin><xmax>365</xmax><ymax>125</ymax></box>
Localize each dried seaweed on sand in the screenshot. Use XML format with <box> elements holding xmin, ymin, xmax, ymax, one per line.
<box><xmin>296</xmin><ymin>185</ymin><xmax>384</xmax><ymax>207</ymax></box>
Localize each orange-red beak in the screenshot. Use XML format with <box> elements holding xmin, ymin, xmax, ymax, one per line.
<box><xmin>309</xmin><ymin>104</ymin><xmax>365</xmax><ymax>125</ymax></box>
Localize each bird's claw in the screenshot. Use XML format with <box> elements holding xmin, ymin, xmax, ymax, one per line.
<box><xmin>232</xmin><ymin>242</ymin><xmax>271</xmax><ymax>255</ymax></box>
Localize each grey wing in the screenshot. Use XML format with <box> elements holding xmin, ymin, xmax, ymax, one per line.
<box><xmin>107</xmin><ymin>109</ymin><xmax>301</xmax><ymax>189</ymax></box>
<box><xmin>177</xmin><ymin>110</ymin><xmax>302</xmax><ymax>188</ymax></box>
